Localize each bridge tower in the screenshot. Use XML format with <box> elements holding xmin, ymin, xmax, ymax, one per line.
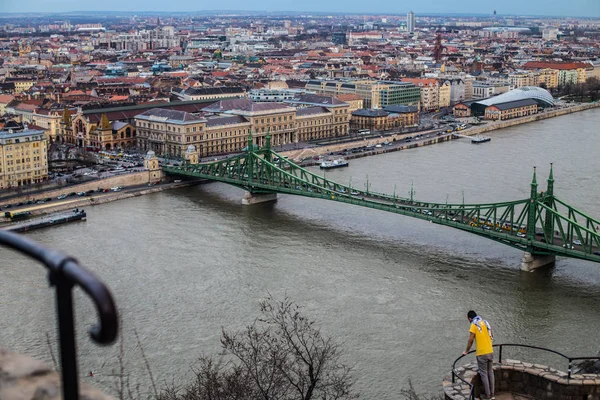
<box><xmin>264</xmin><ymin>131</ymin><xmax>272</xmax><ymax>164</ymax></box>
<box><xmin>543</xmin><ymin>164</ymin><xmax>555</xmax><ymax>239</ymax></box>
<box><xmin>526</xmin><ymin>167</ymin><xmax>538</xmax><ymax>243</ymax></box>
<box><xmin>242</xmin><ymin>130</ymin><xmax>277</xmax><ymax>205</ymax></box>
<box><xmin>184</xmin><ymin>144</ymin><xmax>199</xmax><ymax>165</ymax></box>
<box><xmin>144</xmin><ymin>150</ymin><xmax>162</xmax><ymax>184</ymax></box>
<box><xmin>521</xmin><ymin>167</ymin><xmax>555</xmax><ymax>272</ymax></box>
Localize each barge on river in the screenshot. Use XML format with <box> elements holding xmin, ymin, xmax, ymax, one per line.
<box><xmin>2</xmin><ymin>209</ymin><xmax>87</xmax><ymax>233</ymax></box>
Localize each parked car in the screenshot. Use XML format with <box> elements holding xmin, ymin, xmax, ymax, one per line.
<box><xmin>57</xmin><ymin>194</ymin><xmax>67</xmax><ymax>200</ymax></box>
<box><xmin>44</xmin><ymin>198</ymin><xmax>52</xmax><ymax>202</ymax></box>
<box><xmin>68</xmin><ymin>192</ymin><xmax>77</xmax><ymax>197</ymax></box>
<box><xmin>77</xmin><ymin>192</ymin><xmax>86</xmax><ymax>196</ymax></box>
<box><xmin>87</xmin><ymin>189</ymin><xmax>95</xmax><ymax>194</ymax></box>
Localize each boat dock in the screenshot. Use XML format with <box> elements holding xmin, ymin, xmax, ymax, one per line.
<box><xmin>2</xmin><ymin>209</ymin><xmax>87</xmax><ymax>233</ymax></box>
<box><xmin>452</xmin><ymin>133</ymin><xmax>491</xmax><ymax>143</ymax></box>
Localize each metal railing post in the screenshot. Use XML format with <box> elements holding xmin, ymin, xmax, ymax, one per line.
<box><xmin>53</xmin><ymin>273</ymin><xmax>79</xmax><ymax>400</ymax></box>
<box><xmin>499</xmin><ymin>344</ymin><xmax>503</xmax><ymax>364</ymax></box>
<box><xmin>0</xmin><ymin>230</ymin><xmax>118</xmax><ymax>400</ymax></box>
<box><xmin>568</xmin><ymin>359</ymin><xmax>572</xmax><ymax>379</ymax></box>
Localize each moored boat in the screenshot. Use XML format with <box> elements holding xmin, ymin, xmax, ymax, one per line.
<box><xmin>471</xmin><ymin>136</ymin><xmax>491</xmax><ymax>144</ymax></box>
<box><xmin>320</xmin><ymin>157</ymin><xmax>349</xmax><ymax>169</ymax></box>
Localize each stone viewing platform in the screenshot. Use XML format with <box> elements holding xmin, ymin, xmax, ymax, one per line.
<box><xmin>0</xmin><ymin>349</ymin><xmax>114</xmax><ymax>400</ymax></box>
<box><xmin>444</xmin><ymin>357</ymin><xmax>600</xmax><ymax>400</ymax></box>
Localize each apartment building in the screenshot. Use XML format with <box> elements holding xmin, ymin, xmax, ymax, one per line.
<box><xmin>537</xmin><ymin>69</ymin><xmax>559</xmax><ymax>89</ymax></box>
<box><xmin>438</xmin><ymin>81</ymin><xmax>451</xmax><ymax>108</ymax></box>
<box><xmin>522</xmin><ymin>62</ymin><xmax>589</xmax><ymax>86</ymax></box>
<box><xmin>305</xmin><ymin>80</ymin><xmax>420</xmax><ymax>109</ymax></box>
<box><xmin>0</xmin><ymin>122</ymin><xmax>48</xmax><ymax>189</ymax></box>
<box><xmin>401</xmin><ymin>78</ymin><xmax>440</xmax><ymax>111</ymax></box>
<box><xmin>32</xmin><ymin>107</ymin><xmax>65</xmax><ymax>141</ymax></box>
<box><xmin>472</xmin><ymin>83</ymin><xmax>495</xmax><ymax>99</ymax></box>
<box><xmin>509</xmin><ymin>72</ymin><xmax>538</xmax><ymax>88</ymax></box>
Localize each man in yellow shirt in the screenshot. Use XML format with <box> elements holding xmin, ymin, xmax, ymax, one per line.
<box><xmin>463</xmin><ymin>310</ymin><xmax>495</xmax><ymax>400</ymax></box>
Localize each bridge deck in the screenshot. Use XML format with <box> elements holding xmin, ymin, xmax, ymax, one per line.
<box><xmin>162</xmin><ymin>144</ymin><xmax>600</xmax><ymax>264</ymax></box>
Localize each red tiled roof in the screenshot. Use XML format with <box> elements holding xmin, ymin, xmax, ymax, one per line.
<box><xmin>0</xmin><ymin>95</ymin><xmax>15</xmax><ymax>104</ymax></box>
<box><xmin>402</xmin><ymin>78</ymin><xmax>438</xmax><ymax>87</ymax></box>
<box><xmin>523</xmin><ymin>61</ymin><xmax>589</xmax><ymax>70</ymax></box>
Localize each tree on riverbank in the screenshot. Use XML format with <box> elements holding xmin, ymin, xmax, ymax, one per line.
<box><xmin>556</xmin><ymin>77</ymin><xmax>600</xmax><ymax>102</ymax></box>
<box><xmin>159</xmin><ymin>295</ymin><xmax>357</xmax><ymax>400</ymax></box>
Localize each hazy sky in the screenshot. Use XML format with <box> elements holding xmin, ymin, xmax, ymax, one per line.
<box><xmin>3</xmin><ymin>0</ymin><xmax>600</xmax><ymax>17</ymax></box>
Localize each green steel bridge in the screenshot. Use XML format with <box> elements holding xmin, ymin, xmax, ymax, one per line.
<box><xmin>163</xmin><ymin>134</ymin><xmax>600</xmax><ymax>270</ymax></box>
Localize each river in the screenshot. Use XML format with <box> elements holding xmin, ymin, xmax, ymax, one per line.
<box><xmin>2</xmin><ymin>108</ymin><xmax>600</xmax><ymax>398</ymax></box>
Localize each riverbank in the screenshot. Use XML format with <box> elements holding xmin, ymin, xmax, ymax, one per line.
<box><xmin>281</xmin><ymin>102</ymin><xmax>600</xmax><ymax>163</ymax></box>
<box><xmin>0</xmin><ymin>180</ymin><xmax>203</xmax><ymax>222</ymax></box>
<box><xmin>456</xmin><ymin>101</ymin><xmax>600</xmax><ymax>138</ymax></box>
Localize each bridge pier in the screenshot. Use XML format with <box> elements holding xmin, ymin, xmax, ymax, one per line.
<box><xmin>242</xmin><ymin>191</ymin><xmax>277</xmax><ymax>205</ymax></box>
<box><xmin>521</xmin><ymin>252</ymin><xmax>556</xmax><ymax>272</ymax></box>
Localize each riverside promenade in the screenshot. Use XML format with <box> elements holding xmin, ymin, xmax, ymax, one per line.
<box><xmin>281</xmin><ymin>102</ymin><xmax>600</xmax><ymax>163</ymax></box>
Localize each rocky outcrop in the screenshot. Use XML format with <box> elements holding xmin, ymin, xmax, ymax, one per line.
<box><xmin>0</xmin><ymin>349</ymin><xmax>115</xmax><ymax>400</ymax></box>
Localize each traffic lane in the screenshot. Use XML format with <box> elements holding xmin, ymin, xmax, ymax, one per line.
<box><xmin>3</xmin><ymin>182</ymin><xmax>179</xmax><ymax>213</ymax></box>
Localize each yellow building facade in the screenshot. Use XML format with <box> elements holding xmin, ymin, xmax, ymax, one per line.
<box><xmin>135</xmin><ymin>99</ymin><xmax>351</xmax><ymax>158</ymax></box>
<box><xmin>438</xmin><ymin>81</ymin><xmax>452</xmax><ymax>108</ymax></box>
<box><xmin>0</xmin><ymin>124</ymin><xmax>48</xmax><ymax>189</ymax></box>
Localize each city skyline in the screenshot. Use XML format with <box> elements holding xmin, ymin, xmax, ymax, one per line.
<box><xmin>2</xmin><ymin>0</ymin><xmax>600</xmax><ymax>18</ymax></box>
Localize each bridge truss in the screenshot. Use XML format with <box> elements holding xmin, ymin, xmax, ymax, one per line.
<box><xmin>163</xmin><ymin>134</ymin><xmax>600</xmax><ymax>264</ymax></box>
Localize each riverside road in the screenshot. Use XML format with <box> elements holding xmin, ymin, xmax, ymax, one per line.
<box><xmin>1</xmin><ymin>108</ymin><xmax>600</xmax><ymax>398</ymax></box>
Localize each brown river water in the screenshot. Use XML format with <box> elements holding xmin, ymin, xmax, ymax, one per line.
<box><xmin>1</xmin><ymin>108</ymin><xmax>600</xmax><ymax>397</ymax></box>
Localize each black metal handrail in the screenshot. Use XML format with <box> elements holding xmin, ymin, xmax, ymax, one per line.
<box><xmin>451</xmin><ymin>343</ymin><xmax>600</xmax><ymax>400</ymax></box>
<box><xmin>0</xmin><ymin>230</ymin><xmax>118</xmax><ymax>400</ymax></box>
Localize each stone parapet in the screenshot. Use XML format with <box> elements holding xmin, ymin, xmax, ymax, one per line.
<box><xmin>444</xmin><ymin>358</ymin><xmax>600</xmax><ymax>400</ymax></box>
<box><xmin>0</xmin><ymin>348</ymin><xmax>115</xmax><ymax>400</ymax></box>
